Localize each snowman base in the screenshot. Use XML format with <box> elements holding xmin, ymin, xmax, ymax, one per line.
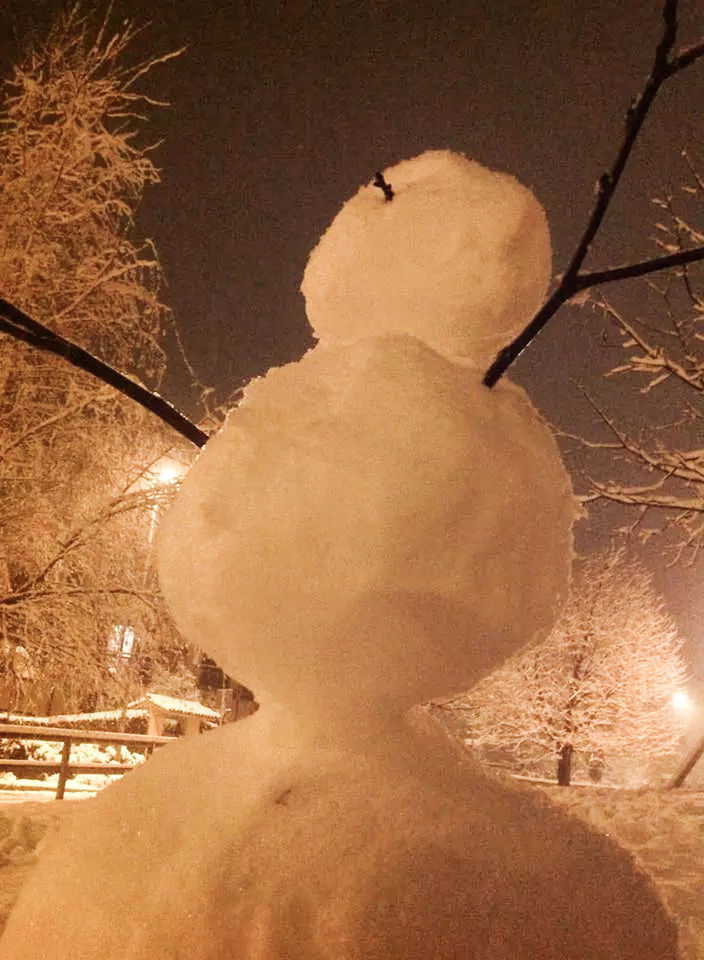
<box><xmin>0</xmin><ymin>708</ymin><xmax>679</xmax><ymax>960</ymax></box>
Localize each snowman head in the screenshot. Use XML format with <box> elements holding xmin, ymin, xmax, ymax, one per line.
<box><xmin>301</xmin><ymin>150</ymin><xmax>552</xmax><ymax>368</ymax></box>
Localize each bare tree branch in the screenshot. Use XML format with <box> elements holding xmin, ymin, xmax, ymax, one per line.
<box><xmin>574</xmin><ymin>246</ymin><xmax>704</xmax><ymax>291</ymax></box>
<box><xmin>0</xmin><ymin>299</ymin><xmax>208</xmax><ymax>448</ymax></box>
<box><xmin>1</xmin><ymin>586</ymin><xmax>160</xmax><ymax>611</ymax></box>
<box><xmin>484</xmin><ymin>0</ymin><xmax>704</xmax><ymax>387</ymax></box>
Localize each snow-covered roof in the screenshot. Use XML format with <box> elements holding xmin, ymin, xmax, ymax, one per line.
<box><xmin>128</xmin><ymin>693</ymin><xmax>220</xmax><ymax>721</ymax></box>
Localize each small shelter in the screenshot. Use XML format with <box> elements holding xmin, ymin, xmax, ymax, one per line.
<box><xmin>128</xmin><ymin>693</ymin><xmax>221</xmax><ymax>738</ymax></box>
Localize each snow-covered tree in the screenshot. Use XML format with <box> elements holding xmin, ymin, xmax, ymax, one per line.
<box><xmin>437</xmin><ymin>549</ymin><xmax>688</xmax><ymax>785</ymax></box>
<box><xmin>0</xmin><ymin>7</ymin><xmax>195</xmax><ymax>712</ymax></box>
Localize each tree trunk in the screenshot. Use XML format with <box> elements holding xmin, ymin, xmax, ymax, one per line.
<box><xmin>557</xmin><ymin>743</ymin><xmax>573</xmax><ymax>786</ymax></box>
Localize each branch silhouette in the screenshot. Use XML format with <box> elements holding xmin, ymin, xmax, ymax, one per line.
<box><xmin>2</xmin><ymin>2</ymin><xmax>702</xmax><ymax>432</ymax></box>
<box><xmin>0</xmin><ymin>298</ymin><xmax>208</xmax><ymax>448</ymax></box>
<box><xmin>484</xmin><ymin>0</ymin><xmax>704</xmax><ymax>387</ymax></box>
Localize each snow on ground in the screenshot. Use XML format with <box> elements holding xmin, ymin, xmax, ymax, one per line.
<box><xmin>543</xmin><ymin>786</ymin><xmax>704</xmax><ymax>960</ymax></box>
<box><xmin>0</xmin><ymin>785</ymin><xmax>702</xmax><ymax>955</ymax></box>
<box><xmin>0</xmin><ymin>795</ymin><xmax>82</xmax><ymax>935</ymax></box>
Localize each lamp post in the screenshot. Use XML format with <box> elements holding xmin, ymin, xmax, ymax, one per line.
<box><xmin>670</xmin><ymin>687</ymin><xmax>701</xmax><ymax>788</ymax></box>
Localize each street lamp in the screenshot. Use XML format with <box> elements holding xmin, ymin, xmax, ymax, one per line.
<box><xmin>148</xmin><ymin>459</ymin><xmax>187</xmax><ymax>544</ymax></box>
<box><xmin>672</xmin><ymin>690</ymin><xmax>692</xmax><ymax>712</ymax></box>
<box><xmin>155</xmin><ymin>462</ymin><xmax>181</xmax><ymax>485</ymax></box>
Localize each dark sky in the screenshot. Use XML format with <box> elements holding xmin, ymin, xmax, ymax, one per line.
<box><xmin>3</xmin><ymin>0</ymin><xmax>704</xmax><ymax>673</ymax></box>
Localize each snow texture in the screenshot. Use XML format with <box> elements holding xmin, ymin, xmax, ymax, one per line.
<box><xmin>0</xmin><ymin>151</ymin><xmax>680</xmax><ymax>958</ymax></box>
<box><xmin>0</xmin><ymin>718</ymin><xmax>682</xmax><ymax>960</ymax></box>
<box><xmin>0</xmin><ymin>800</ymin><xmax>76</xmax><ymax>935</ymax></box>
<box><xmin>302</xmin><ymin>150</ymin><xmax>552</xmax><ymax>367</ymax></box>
<box><xmin>157</xmin><ymin>334</ymin><xmax>576</xmax><ymax>735</ymax></box>
<box><xmin>548</xmin><ymin>786</ymin><xmax>704</xmax><ymax>960</ymax></box>
<box><xmin>3</xmin><ymin>783</ymin><xmax>703</xmax><ymax>956</ymax></box>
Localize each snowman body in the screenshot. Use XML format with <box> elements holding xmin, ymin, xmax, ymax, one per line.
<box><xmin>0</xmin><ymin>152</ymin><xmax>680</xmax><ymax>959</ymax></box>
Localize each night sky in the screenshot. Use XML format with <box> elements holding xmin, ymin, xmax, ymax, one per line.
<box><xmin>2</xmin><ymin>0</ymin><xmax>704</xmax><ymax>673</ymax></box>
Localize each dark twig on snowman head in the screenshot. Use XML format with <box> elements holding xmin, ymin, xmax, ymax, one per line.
<box><xmin>372</xmin><ymin>171</ymin><xmax>394</xmax><ymax>202</ymax></box>
<box><xmin>483</xmin><ymin>0</ymin><xmax>704</xmax><ymax>388</ymax></box>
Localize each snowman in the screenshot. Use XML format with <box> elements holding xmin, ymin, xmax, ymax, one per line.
<box><xmin>0</xmin><ymin>151</ymin><xmax>679</xmax><ymax>959</ymax></box>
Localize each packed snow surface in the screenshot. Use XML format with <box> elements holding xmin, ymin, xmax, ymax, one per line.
<box><xmin>158</xmin><ymin>335</ymin><xmax>575</xmax><ymax>733</ymax></box>
<box><xmin>3</xmin><ymin>782</ymin><xmax>703</xmax><ymax>956</ymax></box>
<box><xmin>0</xmin><ymin>151</ymin><xmax>678</xmax><ymax>958</ymax></box>
<box><xmin>0</xmin><ymin>799</ymin><xmax>78</xmax><ymax>935</ymax></box>
<box><xmin>302</xmin><ymin>150</ymin><xmax>552</xmax><ymax>366</ymax></box>
<box><xmin>0</xmin><ymin>719</ymin><xmax>681</xmax><ymax>959</ymax></box>
<box><xmin>547</xmin><ymin>786</ymin><xmax>704</xmax><ymax>960</ymax></box>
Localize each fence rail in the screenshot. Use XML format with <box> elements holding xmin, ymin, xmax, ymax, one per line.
<box><xmin>0</xmin><ymin>722</ymin><xmax>174</xmax><ymax>799</ymax></box>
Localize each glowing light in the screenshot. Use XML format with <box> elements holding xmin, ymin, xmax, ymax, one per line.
<box><xmin>672</xmin><ymin>690</ymin><xmax>692</xmax><ymax>711</ymax></box>
<box><xmin>156</xmin><ymin>462</ymin><xmax>182</xmax><ymax>484</ymax></box>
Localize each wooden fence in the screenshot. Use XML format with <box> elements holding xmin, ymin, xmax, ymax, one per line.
<box><xmin>0</xmin><ymin>722</ymin><xmax>174</xmax><ymax>799</ymax></box>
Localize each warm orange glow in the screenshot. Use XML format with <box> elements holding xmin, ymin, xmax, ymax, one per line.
<box><xmin>672</xmin><ymin>690</ymin><xmax>692</xmax><ymax>712</ymax></box>
<box><xmin>156</xmin><ymin>462</ymin><xmax>182</xmax><ymax>484</ymax></box>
